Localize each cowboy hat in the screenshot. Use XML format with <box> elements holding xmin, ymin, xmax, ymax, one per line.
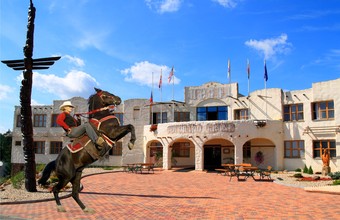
<box><xmin>59</xmin><ymin>101</ymin><xmax>74</xmax><ymax>110</ymax></box>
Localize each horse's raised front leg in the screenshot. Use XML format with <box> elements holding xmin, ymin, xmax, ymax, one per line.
<box><xmin>108</xmin><ymin>124</ymin><xmax>136</xmax><ymax>150</ymax></box>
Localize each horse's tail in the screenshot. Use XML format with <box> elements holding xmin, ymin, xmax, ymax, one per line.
<box><xmin>37</xmin><ymin>160</ymin><xmax>56</xmax><ymax>186</ymax></box>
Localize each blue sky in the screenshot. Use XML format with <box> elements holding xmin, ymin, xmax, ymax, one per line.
<box><xmin>1</xmin><ymin>0</ymin><xmax>340</xmax><ymax>133</ymax></box>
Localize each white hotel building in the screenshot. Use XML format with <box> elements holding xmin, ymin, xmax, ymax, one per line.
<box><xmin>10</xmin><ymin>78</ymin><xmax>340</xmax><ymax>173</ymax></box>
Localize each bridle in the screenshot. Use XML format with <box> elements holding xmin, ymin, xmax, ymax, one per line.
<box><xmin>75</xmin><ymin>91</ymin><xmax>118</xmax><ymax>117</ymax></box>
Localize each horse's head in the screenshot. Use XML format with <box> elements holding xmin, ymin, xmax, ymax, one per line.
<box><xmin>95</xmin><ymin>87</ymin><xmax>121</xmax><ymax>106</ymax></box>
<box><xmin>88</xmin><ymin>88</ymin><xmax>121</xmax><ymax>111</ymax></box>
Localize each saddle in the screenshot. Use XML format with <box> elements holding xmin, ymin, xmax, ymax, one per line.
<box><xmin>67</xmin><ymin>135</ymin><xmax>108</xmax><ymax>159</ymax></box>
<box><xmin>66</xmin><ymin>117</ymin><xmax>116</xmax><ymax>159</ymax></box>
<box><xmin>67</xmin><ymin>135</ymin><xmax>91</xmax><ymax>153</ymax></box>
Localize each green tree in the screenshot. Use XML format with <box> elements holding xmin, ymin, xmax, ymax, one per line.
<box><xmin>0</xmin><ymin>130</ymin><xmax>12</xmax><ymax>177</ymax></box>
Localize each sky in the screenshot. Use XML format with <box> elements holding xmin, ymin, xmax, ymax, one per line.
<box><xmin>0</xmin><ymin>0</ymin><xmax>340</xmax><ymax>133</ymax></box>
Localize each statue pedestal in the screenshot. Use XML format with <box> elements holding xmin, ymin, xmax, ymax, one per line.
<box><xmin>322</xmin><ymin>166</ymin><xmax>331</xmax><ymax>176</ymax></box>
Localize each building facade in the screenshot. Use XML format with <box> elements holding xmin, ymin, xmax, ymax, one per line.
<box><xmin>11</xmin><ymin>78</ymin><xmax>340</xmax><ymax>173</ymax></box>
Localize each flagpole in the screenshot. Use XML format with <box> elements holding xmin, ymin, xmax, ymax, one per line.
<box><xmin>227</xmin><ymin>58</ymin><xmax>231</xmax><ymax>96</ymax></box>
<box><xmin>172</xmin><ymin>68</ymin><xmax>175</xmax><ymax>122</ymax></box>
<box><xmin>247</xmin><ymin>59</ymin><xmax>250</xmax><ymax>97</ymax></box>
<box><xmin>151</xmin><ymin>72</ymin><xmax>154</xmax><ymax>124</ymax></box>
<box><xmin>264</xmin><ymin>60</ymin><xmax>268</xmax><ymax>119</ymax></box>
<box><xmin>160</xmin><ymin>69</ymin><xmax>163</xmax><ymax>124</ymax></box>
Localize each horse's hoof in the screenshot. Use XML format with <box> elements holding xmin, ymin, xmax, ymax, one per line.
<box><xmin>79</xmin><ymin>183</ymin><xmax>84</xmax><ymax>192</ymax></box>
<box><xmin>83</xmin><ymin>207</ymin><xmax>95</xmax><ymax>213</ymax></box>
<box><xmin>57</xmin><ymin>205</ymin><xmax>66</xmax><ymax>212</ymax></box>
<box><xmin>128</xmin><ymin>142</ymin><xmax>134</xmax><ymax>150</ymax></box>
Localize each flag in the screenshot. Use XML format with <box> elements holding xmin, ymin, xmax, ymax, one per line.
<box><xmin>247</xmin><ymin>59</ymin><xmax>250</xmax><ymax>79</ymax></box>
<box><xmin>149</xmin><ymin>91</ymin><xmax>153</xmax><ymax>104</ymax></box>
<box><xmin>264</xmin><ymin>60</ymin><xmax>268</xmax><ymax>81</ymax></box>
<box><xmin>227</xmin><ymin>59</ymin><xmax>231</xmax><ymax>80</ymax></box>
<box><xmin>158</xmin><ymin>70</ymin><xmax>162</xmax><ymax>89</ymax></box>
<box><xmin>168</xmin><ymin>66</ymin><xmax>174</xmax><ymax>83</ymax></box>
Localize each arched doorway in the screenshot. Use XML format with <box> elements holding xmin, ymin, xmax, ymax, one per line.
<box><xmin>149</xmin><ymin>141</ymin><xmax>163</xmax><ymax>167</ymax></box>
<box><xmin>243</xmin><ymin>138</ymin><xmax>275</xmax><ymax>169</ymax></box>
<box><xmin>203</xmin><ymin>138</ymin><xmax>233</xmax><ymax>170</ymax></box>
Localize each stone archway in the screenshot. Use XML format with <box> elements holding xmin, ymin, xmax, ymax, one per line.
<box><xmin>243</xmin><ymin>138</ymin><xmax>275</xmax><ymax>169</ymax></box>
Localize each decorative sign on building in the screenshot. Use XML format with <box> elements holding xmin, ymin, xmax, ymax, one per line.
<box><xmin>167</xmin><ymin>122</ymin><xmax>235</xmax><ymax>134</ymax></box>
<box><xmin>186</xmin><ymin>85</ymin><xmax>231</xmax><ymax>100</ymax></box>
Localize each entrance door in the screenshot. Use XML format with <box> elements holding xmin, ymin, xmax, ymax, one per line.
<box><xmin>204</xmin><ymin>145</ymin><xmax>221</xmax><ymax>170</ymax></box>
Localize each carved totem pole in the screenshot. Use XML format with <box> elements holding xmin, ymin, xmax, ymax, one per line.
<box><xmin>2</xmin><ymin>0</ymin><xmax>60</xmax><ymax>192</ymax></box>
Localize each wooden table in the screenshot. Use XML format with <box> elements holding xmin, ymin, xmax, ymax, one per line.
<box><xmin>134</xmin><ymin>163</ymin><xmax>154</xmax><ymax>174</ymax></box>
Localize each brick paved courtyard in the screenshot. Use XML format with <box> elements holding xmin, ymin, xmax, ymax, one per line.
<box><xmin>1</xmin><ymin>170</ymin><xmax>339</xmax><ymax>220</ymax></box>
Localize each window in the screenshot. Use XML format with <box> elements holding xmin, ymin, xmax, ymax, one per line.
<box><xmin>110</xmin><ymin>141</ymin><xmax>122</xmax><ymax>156</ymax></box>
<box><xmin>150</xmin><ymin>112</ymin><xmax>167</xmax><ymax>124</ymax></box>
<box><xmin>313</xmin><ymin>140</ymin><xmax>336</xmax><ymax>158</ymax></box>
<box><xmin>114</xmin><ymin>113</ymin><xmax>124</xmax><ymax>125</ymax></box>
<box><xmin>197</xmin><ymin>106</ymin><xmax>228</xmax><ymax>121</ymax></box>
<box><xmin>16</xmin><ymin>115</ymin><xmax>22</xmax><ymax>127</ymax></box>
<box><xmin>312</xmin><ymin>101</ymin><xmax>334</xmax><ymax>120</ymax></box>
<box><xmin>51</xmin><ymin>114</ymin><xmax>59</xmax><ymax>127</ymax></box>
<box><xmin>172</xmin><ymin>142</ymin><xmax>190</xmax><ymax>157</ymax></box>
<box><xmin>33</xmin><ymin>141</ymin><xmax>45</xmax><ymax>154</ymax></box>
<box><xmin>50</xmin><ymin>141</ymin><xmax>63</xmax><ymax>154</ymax></box>
<box><xmin>33</xmin><ymin>114</ymin><xmax>47</xmax><ymax>127</ymax></box>
<box><xmin>283</xmin><ymin>104</ymin><xmax>303</xmax><ymax>121</ymax></box>
<box><xmin>235</xmin><ymin>109</ymin><xmax>249</xmax><ymax>120</ymax></box>
<box><xmin>284</xmin><ymin>140</ymin><xmax>305</xmax><ymax>158</ymax></box>
<box><xmin>133</xmin><ymin>107</ymin><xmax>140</xmax><ymax>120</ymax></box>
<box><xmin>243</xmin><ymin>141</ymin><xmax>251</xmax><ymax>158</ymax></box>
<box><xmin>174</xmin><ymin>112</ymin><xmax>190</xmax><ymax>122</ymax></box>
<box><xmin>15</xmin><ymin>141</ymin><xmax>21</xmax><ymax>146</ymax></box>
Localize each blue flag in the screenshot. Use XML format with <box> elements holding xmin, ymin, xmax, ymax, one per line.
<box><xmin>264</xmin><ymin>60</ymin><xmax>268</xmax><ymax>81</ymax></box>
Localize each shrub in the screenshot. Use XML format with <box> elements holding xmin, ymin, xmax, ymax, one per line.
<box><xmin>308</xmin><ymin>166</ymin><xmax>314</xmax><ymax>174</ymax></box>
<box><xmin>328</xmin><ymin>171</ymin><xmax>340</xmax><ymax>180</ymax></box>
<box><xmin>293</xmin><ymin>173</ymin><xmax>303</xmax><ymax>178</ymax></box>
<box><xmin>332</xmin><ymin>180</ymin><xmax>340</xmax><ymax>185</ymax></box>
<box><xmin>295</xmin><ymin>168</ymin><xmax>301</xmax><ymax>172</ymax></box>
<box><xmin>11</xmin><ymin>171</ymin><xmax>25</xmax><ymax>189</ymax></box>
<box><xmin>303</xmin><ymin>165</ymin><xmax>308</xmax><ymax>173</ymax></box>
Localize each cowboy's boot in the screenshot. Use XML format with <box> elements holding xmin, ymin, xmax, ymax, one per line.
<box><xmin>96</xmin><ymin>137</ymin><xmax>111</xmax><ymax>156</ymax></box>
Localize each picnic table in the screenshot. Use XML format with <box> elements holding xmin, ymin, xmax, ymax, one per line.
<box><xmin>124</xmin><ymin>163</ymin><xmax>155</xmax><ymax>174</ymax></box>
<box><xmin>219</xmin><ymin>163</ymin><xmax>258</xmax><ymax>181</ymax></box>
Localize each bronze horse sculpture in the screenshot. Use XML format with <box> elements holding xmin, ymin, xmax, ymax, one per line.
<box><xmin>38</xmin><ymin>88</ymin><xmax>136</xmax><ymax>212</ymax></box>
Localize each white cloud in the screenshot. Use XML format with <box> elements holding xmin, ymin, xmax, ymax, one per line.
<box><xmin>63</xmin><ymin>55</ymin><xmax>85</xmax><ymax>67</ymax></box>
<box><xmin>212</xmin><ymin>0</ymin><xmax>237</xmax><ymax>8</ymax></box>
<box><xmin>0</xmin><ymin>84</ymin><xmax>14</xmax><ymax>100</ymax></box>
<box><xmin>16</xmin><ymin>70</ymin><xmax>99</xmax><ymax>99</ymax></box>
<box><xmin>245</xmin><ymin>33</ymin><xmax>292</xmax><ymax>60</ymax></box>
<box><xmin>121</xmin><ymin>61</ymin><xmax>180</xmax><ymax>87</ymax></box>
<box><xmin>145</xmin><ymin>0</ymin><xmax>182</xmax><ymax>14</ymax></box>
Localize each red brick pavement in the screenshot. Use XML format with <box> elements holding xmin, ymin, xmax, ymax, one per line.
<box><xmin>1</xmin><ymin>170</ymin><xmax>340</xmax><ymax>220</ymax></box>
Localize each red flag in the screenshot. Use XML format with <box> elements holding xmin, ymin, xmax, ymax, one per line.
<box><xmin>168</xmin><ymin>66</ymin><xmax>174</xmax><ymax>83</ymax></box>
<box><xmin>149</xmin><ymin>91</ymin><xmax>153</xmax><ymax>104</ymax></box>
<box><xmin>158</xmin><ymin>71</ymin><xmax>162</xmax><ymax>88</ymax></box>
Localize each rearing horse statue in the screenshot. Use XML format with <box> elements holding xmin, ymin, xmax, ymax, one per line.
<box><xmin>38</xmin><ymin>88</ymin><xmax>136</xmax><ymax>213</ymax></box>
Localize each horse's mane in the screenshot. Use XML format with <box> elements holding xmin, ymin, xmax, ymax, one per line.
<box><xmin>87</xmin><ymin>93</ymin><xmax>96</xmax><ymax>106</ymax></box>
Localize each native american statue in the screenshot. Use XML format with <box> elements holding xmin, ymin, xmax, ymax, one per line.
<box><xmin>321</xmin><ymin>148</ymin><xmax>330</xmax><ymax>167</ymax></box>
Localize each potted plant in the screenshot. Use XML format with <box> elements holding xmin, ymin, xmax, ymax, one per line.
<box><xmin>150</xmin><ymin>124</ymin><xmax>158</xmax><ymax>132</ymax></box>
